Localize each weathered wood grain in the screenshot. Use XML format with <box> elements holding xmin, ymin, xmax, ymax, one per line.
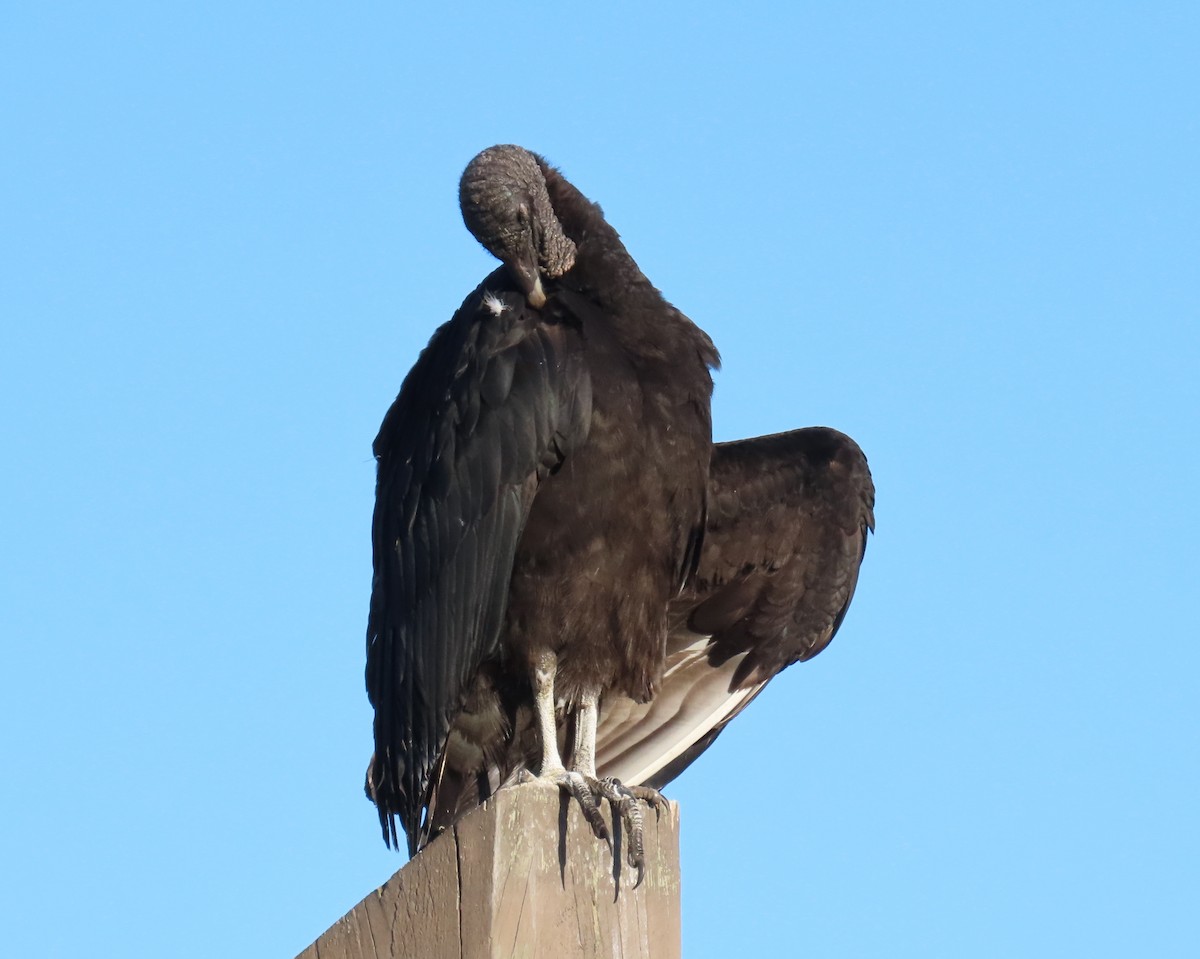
<box><xmin>297</xmin><ymin>786</ymin><xmax>680</xmax><ymax>959</ymax></box>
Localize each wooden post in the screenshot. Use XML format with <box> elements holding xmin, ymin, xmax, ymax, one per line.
<box><xmin>297</xmin><ymin>784</ymin><xmax>681</xmax><ymax>959</ymax></box>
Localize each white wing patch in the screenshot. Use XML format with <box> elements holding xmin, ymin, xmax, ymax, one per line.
<box><xmin>595</xmin><ymin>631</ymin><xmax>766</xmax><ymax>785</ymax></box>
<box><xmin>482</xmin><ymin>291</ymin><xmax>509</xmax><ymax>316</ymax></box>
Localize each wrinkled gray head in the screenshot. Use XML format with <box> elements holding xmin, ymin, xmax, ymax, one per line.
<box><xmin>459</xmin><ymin>145</ymin><xmax>577</xmax><ymax>308</ymax></box>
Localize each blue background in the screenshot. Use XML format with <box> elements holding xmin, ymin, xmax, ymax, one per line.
<box><xmin>3</xmin><ymin>3</ymin><xmax>1196</xmax><ymax>956</ymax></box>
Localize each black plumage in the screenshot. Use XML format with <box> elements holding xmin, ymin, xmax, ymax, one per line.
<box><xmin>365</xmin><ymin>145</ymin><xmax>718</xmax><ymax>857</ymax></box>
<box><xmin>595</xmin><ymin>427</ymin><xmax>875</xmax><ymax>787</ymax></box>
<box><xmin>419</xmin><ymin>426</ymin><xmax>875</xmax><ymax>836</ymax></box>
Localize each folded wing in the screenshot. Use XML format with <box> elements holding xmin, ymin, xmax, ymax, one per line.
<box><xmin>595</xmin><ymin>427</ymin><xmax>875</xmax><ymax>787</ymax></box>
<box><xmin>366</xmin><ymin>280</ymin><xmax>591</xmax><ymax>852</ymax></box>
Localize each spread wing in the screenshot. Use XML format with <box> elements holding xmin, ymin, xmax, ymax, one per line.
<box><xmin>595</xmin><ymin>427</ymin><xmax>874</xmax><ymax>787</ymax></box>
<box><xmin>365</xmin><ymin>276</ymin><xmax>591</xmax><ymax>852</ymax></box>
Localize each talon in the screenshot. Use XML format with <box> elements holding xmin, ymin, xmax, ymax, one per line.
<box><xmin>623</xmin><ymin>794</ymin><xmax>646</xmax><ymax>871</ymax></box>
<box><xmin>624</xmin><ymin>783</ymin><xmax>668</xmax><ymax>815</ymax></box>
<box><xmin>555</xmin><ymin>770</ymin><xmax>609</xmax><ymax>842</ymax></box>
<box><xmin>595</xmin><ymin>776</ymin><xmax>653</xmax><ymax>882</ymax></box>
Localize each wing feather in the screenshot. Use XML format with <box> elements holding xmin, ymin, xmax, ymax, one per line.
<box><xmin>366</xmin><ymin>278</ymin><xmax>591</xmax><ymax>852</ymax></box>
<box><xmin>696</xmin><ymin>427</ymin><xmax>875</xmax><ymax>687</ymax></box>
<box><xmin>594</xmin><ymin>426</ymin><xmax>874</xmax><ymax>788</ymax></box>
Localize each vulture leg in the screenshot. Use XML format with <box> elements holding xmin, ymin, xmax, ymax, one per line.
<box><xmin>571</xmin><ymin>686</ymin><xmax>600</xmax><ymax>776</ymax></box>
<box><xmin>529</xmin><ymin>651</ymin><xmax>609</xmax><ymax>841</ymax></box>
<box><xmin>526</xmin><ymin>656</ymin><xmax>663</xmax><ymax>880</ymax></box>
<box><xmin>573</xmin><ymin>687</ymin><xmax>665</xmax><ymax>884</ymax></box>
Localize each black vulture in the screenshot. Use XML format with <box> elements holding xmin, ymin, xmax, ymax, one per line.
<box><xmin>423</xmin><ymin>427</ymin><xmax>875</xmax><ymax>827</ymax></box>
<box><xmin>365</xmin><ymin>145</ymin><xmax>719</xmax><ymax>869</ymax></box>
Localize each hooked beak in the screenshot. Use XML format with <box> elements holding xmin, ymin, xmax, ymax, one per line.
<box><xmin>525</xmin><ymin>275</ymin><xmax>546</xmax><ymax>308</ymax></box>
<box><xmin>507</xmin><ymin>246</ymin><xmax>547</xmax><ymax>308</ymax></box>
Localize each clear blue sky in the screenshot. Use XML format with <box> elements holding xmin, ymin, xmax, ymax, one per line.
<box><xmin>3</xmin><ymin>3</ymin><xmax>1197</xmax><ymax>956</ymax></box>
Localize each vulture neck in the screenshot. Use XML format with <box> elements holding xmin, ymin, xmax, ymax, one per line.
<box><xmin>537</xmin><ymin>161</ymin><xmax>649</xmax><ymax>304</ymax></box>
<box><xmin>536</xmin><ymin>159</ymin><xmax>720</xmax><ymax>374</ymax></box>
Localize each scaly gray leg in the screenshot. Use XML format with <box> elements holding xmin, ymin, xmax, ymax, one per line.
<box><xmin>528</xmin><ymin>650</ymin><xmax>608</xmax><ymax>841</ymax></box>
<box><xmin>572</xmin><ymin>687</ymin><xmax>666</xmax><ymax>884</ymax></box>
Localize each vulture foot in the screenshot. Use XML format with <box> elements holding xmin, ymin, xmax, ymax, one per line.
<box><xmin>594</xmin><ymin>777</ymin><xmax>666</xmax><ymax>885</ymax></box>
<box><xmin>515</xmin><ymin>768</ymin><xmax>612</xmax><ymax>845</ymax></box>
<box><xmin>515</xmin><ymin>769</ymin><xmax>661</xmax><ymax>881</ymax></box>
<box><xmin>555</xmin><ymin>769</ymin><xmax>611</xmax><ymax>844</ymax></box>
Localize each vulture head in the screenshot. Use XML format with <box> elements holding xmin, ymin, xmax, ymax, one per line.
<box><xmin>459</xmin><ymin>145</ymin><xmax>577</xmax><ymax>308</ymax></box>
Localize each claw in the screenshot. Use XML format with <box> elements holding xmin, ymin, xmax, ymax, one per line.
<box><xmin>517</xmin><ymin>769</ymin><xmax>662</xmax><ymax>885</ymax></box>
<box><xmin>555</xmin><ymin>769</ymin><xmax>610</xmax><ymax>843</ymax></box>
<box><xmin>622</xmin><ymin>782</ymin><xmax>667</xmax><ymax>810</ymax></box>
<box><xmin>596</xmin><ymin>777</ymin><xmax>654</xmax><ymax>885</ymax></box>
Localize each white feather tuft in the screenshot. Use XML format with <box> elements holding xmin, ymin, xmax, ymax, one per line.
<box><xmin>482</xmin><ymin>291</ymin><xmax>509</xmax><ymax>316</ymax></box>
